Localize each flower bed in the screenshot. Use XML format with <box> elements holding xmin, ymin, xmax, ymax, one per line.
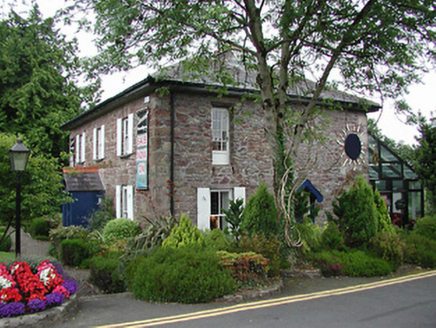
<box><xmin>0</xmin><ymin>260</ymin><xmax>77</xmax><ymax>318</ymax></box>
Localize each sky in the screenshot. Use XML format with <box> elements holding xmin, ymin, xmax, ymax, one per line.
<box><xmin>4</xmin><ymin>0</ymin><xmax>436</xmax><ymax>146</ymax></box>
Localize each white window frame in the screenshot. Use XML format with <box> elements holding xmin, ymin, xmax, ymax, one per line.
<box><xmin>75</xmin><ymin>132</ymin><xmax>86</xmax><ymax>164</ymax></box>
<box><xmin>212</xmin><ymin>108</ymin><xmax>230</xmax><ymax>165</ymax></box>
<box><xmin>117</xmin><ymin>113</ymin><xmax>134</xmax><ymax>157</ymax></box>
<box><xmin>69</xmin><ymin>138</ymin><xmax>75</xmax><ymax>167</ymax></box>
<box><xmin>93</xmin><ymin>125</ymin><xmax>105</xmax><ymax>161</ymax></box>
<box><xmin>116</xmin><ymin>185</ymin><xmax>134</xmax><ymax>220</ymax></box>
<box><xmin>197</xmin><ymin>187</ymin><xmax>245</xmax><ymax>231</ymax></box>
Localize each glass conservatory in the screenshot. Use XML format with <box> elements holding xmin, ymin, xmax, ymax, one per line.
<box><xmin>368</xmin><ymin>133</ymin><xmax>423</xmax><ymax>226</ymax></box>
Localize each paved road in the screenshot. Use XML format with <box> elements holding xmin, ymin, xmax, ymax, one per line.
<box><xmin>51</xmin><ymin>270</ymin><xmax>436</xmax><ymax>328</ymax></box>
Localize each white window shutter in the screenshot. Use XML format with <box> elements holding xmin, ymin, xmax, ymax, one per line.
<box><xmin>93</xmin><ymin>128</ymin><xmax>97</xmax><ymax>160</ymax></box>
<box><xmin>75</xmin><ymin>135</ymin><xmax>80</xmax><ymax>164</ymax></box>
<box><xmin>116</xmin><ymin>118</ymin><xmax>122</xmax><ymax>156</ymax></box>
<box><xmin>197</xmin><ymin>188</ymin><xmax>211</xmax><ymax>230</ymax></box>
<box><xmin>127</xmin><ymin>113</ymin><xmax>134</xmax><ymax>154</ymax></box>
<box><xmin>233</xmin><ymin>187</ymin><xmax>246</xmax><ymax>206</ymax></box>
<box><xmin>101</xmin><ymin>125</ymin><xmax>105</xmax><ymax>159</ymax></box>
<box><xmin>115</xmin><ymin>185</ymin><xmax>121</xmax><ymax>218</ymax></box>
<box><xmin>81</xmin><ymin>132</ymin><xmax>86</xmax><ymax>162</ymax></box>
<box><xmin>127</xmin><ymin>185</ymin><xmax>134</xmax><ymax>220</ymax></box>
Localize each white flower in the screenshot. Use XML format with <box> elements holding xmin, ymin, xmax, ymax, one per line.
<box><xmin>0</xmin><ymin>276</ymin><xmax>12</xmax><ymax>289</ymax></box>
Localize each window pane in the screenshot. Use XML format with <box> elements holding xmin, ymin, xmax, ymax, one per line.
<box><xmin>211</xmin><ymin>192</ymin><xmax>219</xmax><ymax>215</ymax></box>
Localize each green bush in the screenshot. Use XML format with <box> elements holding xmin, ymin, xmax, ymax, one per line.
<box><xmin>218</xmin><ymin>251</ymin><xmax>269</xmax><ymax>287</ymax></box>
<box><xmin>49</xmin><ymin>225</ymin><xmax>90</xmax><ymax>258</ymax></box>
<box><xmin>86</xmin><ymin>197</ymin><xmax>115</xmax><ymax>232</ymax></box>
<box><xmin>413</xmin><ymin>216</ymin><xmax>436</xmax><ymax>241</ymax></box>
<box><xmin>237</xmin><ymin>233</ymin><xmax>281</xmax><ymax>277</ymax></box>
<box><xmin>320</xmin><ymin>221</ymin><xmax>345</xmax><ymax>251</ymax></box>
<box><xmin>401</xmin><ymin>232</ymin><xmax>436</xmax><ymax>268</ymax></box>
<box><xmin>297</xmin><ymin>217</ymin><xmax>324</xmax><ymax>254</ymax></box>
<box><xmin>89</xmin><ymin>253</ymin><xmax>126</xmax><ymax>294</ymax></box>
<box><xmin>241</xmin><ymin>183</ymin><xmax>278</xmax><ymax>236</ymax></box>
<box><xmin>102</xmin><ymin>218</ymin><xmax>142</xmax><ymax>242</ymax></box>
<box><xmin>369</xmin><ymin>231</ymin><xmax>404</xmax><ymax>269</ymax></box>
<box><xmin>59</xmin><ymin>238</ymin><xmax>90</xmax><ymax>267</ymax></box>
<box><xmin>221</xmin><ymin>199</ymin><xmax>244</xmax><ymax>242</ymax></box>
<box><xmin>162</xmin><ymin>214</ymin><xmax>205</xmax><ymax>249</ymax></box>
<box><xmin>374</xmin><ymin>189</ymin><xmax>395</xmax><ymax>234</ymax></box>
<box><xmin>29</xmin><ymin>218</ymin><xmax>50</xmax><ymax>239</ymax></box>
<box><xmin>311</xmin><ymin>250</ymin><xmax>393</xmax><ymax>277</ymax></box>
<box><xmin>204</xmin><ymin>228</ymin><xmax>234</xmax><ymax>252</ymax></box>
<box><xmin>331</xmin><ymin>175</ymin><xmax>378</xmax><ymax>248</ymax></box>
<box><xmin>129</xmin><ymin>246</ymin><xmax>237</xmax><ymax>303</ymax></box>
<box><xmin>0</xmin><ymin>226</ymin><xmax>11</xmax><ymax>252</ymax></box>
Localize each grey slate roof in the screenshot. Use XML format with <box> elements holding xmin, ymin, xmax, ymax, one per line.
<box><xmin>63</xmin><ymin>172</ymin><xmax>105</xmax><ymax>192</ymax></box>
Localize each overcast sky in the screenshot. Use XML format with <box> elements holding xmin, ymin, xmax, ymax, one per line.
<box><xmin>4</xmin><ymin>0</ymin><xmax>435</xmax><ymax>146</ymax></box>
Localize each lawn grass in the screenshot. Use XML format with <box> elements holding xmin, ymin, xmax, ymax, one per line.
<box><xmin>0</xmin><ymin>252</ymin><xmax>16</xmax><ymax>262</ymax></box>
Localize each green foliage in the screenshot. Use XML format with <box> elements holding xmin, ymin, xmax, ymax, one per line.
<box><xmin>237</xmin><ymin>233</ymin><xmax>281</xmax><ymax>277</ymax></box>
<box><xmin>374</xmin><ymin>189</ymin><xmax>395</xmax><ymax>234</ymax></box>
<box><xmin>320</xmin><ymin>221</ymin><xmax>345</xmax><ymax>251</ymax></box>
<box><xmin>162</xmin><ymin>214</ymin><xmax>205</xmax><ymax>249</ymax></box>
<box><xmin>311</xmin><ymin>250</ymin><xmax>393</xmax><ymax>277</ymax></box>
<box><xmin>102</xmin><ymin>218</ymin><xmax>142</xmax><ymax>243</ymax></box>
<box><xmin>221</xmin><ymin>199</ymin><xmax>244</xmax><ymax>242</ymax></box>
<box><xmin>59</xmin><ymin>238</ymin><xmax>90</xmax><ymax>267</ymax></box>
<box><xmin>0</xmin><ymin>226</ymin><xmax>11</xmax><ymax>252</ymax></box>
<box><xmin>204</xmin><ymin>228</ymin><xmax>234</xmax><ymax>252</ymax></box>
<box><xmin>0</xmin><ymin>134</ymin><xmax>65</xmax><ymax>225</ymax></box>
<box><xmin>218</xmin><ymin>251</ymin><xmax>269</xmax><ymax>287</ymax></box>
<box><xmin>413</xmin><ymin>216</ymin><xmax>436</xmax><ymax>241</ymax></box>
<box><xmin>86</xmin><ymin>197</ymin><xmax>115</xmax><ymax>232</ymax></box>
<box><xmin>89</xmin><ymin>253</ymin><xmax>126</xmax><ymax>294</ymax></box>
<box><xmin>241</xmin><ymin>183</ymin><xmax>278</xmax><ymax>237</ymax></box>
<box><xmin>49</xmin><ymin>225</ymin><xmax>90</xmax><ymax>258</ymax></box>
<box><xmin>296</xmin><ymin>217</ymin><xmax>324</xmax><ymax>254</ymax></box>
<box><xmin>369</xmin><ymin>231</ymin><xmax>404</xmax><ymax>269</ymax></box>
<box><xmin>129</xmin><ymin>246</ymin><xmax>237</xmax><ymax>303</ymax></box>
<box><xmin>401</xmin><ymin>232</ymin><xmax>436</xmax><ymax>268</ymax></box>
<box><xmin>331</xmin><ymin>175</ymin><xmax>378</xmax><ymax>248</ymax></box>
<box><xmin>29</xmin><ymin>218</ymin><xmax>50</xmax><ymax>239</ymax></box>
<box><xmin>0</xmin><ymin>7</ymin><xmax>98</xmax><ymax>159</ymax></box>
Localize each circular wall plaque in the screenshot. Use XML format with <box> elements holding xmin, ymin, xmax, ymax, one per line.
<box><xmin>344</xmin><ymin>133</ymin><xmax>362</xmax><ymax>160</ymax></box>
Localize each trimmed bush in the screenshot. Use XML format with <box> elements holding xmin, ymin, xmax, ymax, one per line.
<box><xmin>401</xmin><ymin>232</ymin><xmax>436</xmax><ymax>268</ymax></box>
<box><xmin>59</xmin><ymin>238</ymin><xmax>90</xmax><ymax>267</ymax></box>
<box><xmin>369</xmin><ymin>231</ymin><xmax>404</xmax><ymax>269</ymax></box>
<box><xmin>162</xmin><ymin>214</ymin><xmax>205</xmax><ymax>249</ymax></box>
<box><xmin>129</xmin><ymin>246</ymin><xmax>237</xmax><ymax>303</ymax></box>
<box><xmin>0</xmin><ymin>226</ymin><xmax>11</xmax><ymax>252</ymax></box>
<box><xmin>218</xmin><ymin>251</ymin><xmax>269</xmax><ymax>287</ymax></box>
<box><xmin>49</xmin><ymin>226</ymin><xmax>90</xmax><ymax>258</ymax></box>
<box><xmin>29</xmin><ymin>218</ymin><xmax>50</xmax><ymax>239</ymax></box>
<box><xmin>241</xmin><ymin>183</ymin><xmax>278</xmax><ymax>236</ymax></box>
<box><xmin>102</xmin><ymin>218</ymin><xmax>142</xmax><ymax>242</ymax></box>
<box><xmin>311</xmin><ymin>250</ymin><xmax>393</xmax><ymax>277</ymax></box>
<box><xmin>413</xmin><ymin>216</ymin><xmax>436</xmax><ymax>241</ymax></box>
<box><xmin>89</xmin><ymin>253</ymin><xmax>126</xmax><ymax>294</ymax></box>
<box><xmin>237</xmin><ymin>233</ymin><xmax>281</xmax><ymax>277</ymax></box>
<box><xmin>204</xmin><ymin>228</ymin><xmax>234</xmax><ymax>252</ymax></box>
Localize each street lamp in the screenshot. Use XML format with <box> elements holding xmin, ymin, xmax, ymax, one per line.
<box><xmin>9</xmin><ymin>139</ymin><xmax>30</xmax><ymax>258</ymax></box>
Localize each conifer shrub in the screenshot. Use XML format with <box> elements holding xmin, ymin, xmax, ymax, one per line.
<box><xmin>162</xmin><ymin>214</ymin><xmax>205</xmax><ymax>249</ymax></box>
<box><xmin>320</xmin><ymin>221</ymin><xmax>346</xmax><ymax>251</ymax></box>
<box><xmin>129</xmin><ymin>246</ymin><xmax>237</xmax><ymax>303</ymax></box>
<box><xmin>237</xmin><ymin>233</ymin><xmax>281</xmax><ymax>277</ymax></box>
<box><xmin>331</xmin><ymin>175</ymin><xmax>378</xmax><ymax>248</ymax></box>
<box><xmin>297</xmin><ymin>217</ymin><xmax>324</xmax><ymax>254</ymax></box>
<box><xmin>102</xmin><ymin>218</ymin><xmax>142</xmax><ymax>242</ymax></box>
<box><xmin>29</xmin><ymin>217</ymin><xmax>50</xmax><ymax>240</ymax></box>
<box><xmin>241</xmin><ymin>183</ymin><xmax>278</xmax><ymax>236</ymax></box>
<box><xmin>89</xmin><ymin>253</ymin><xmax>126</xmax><ymax>294</ymax></box>
<box><xmin>413</xmin><ymin>215</ymin><xmax>436</xmax><ymax>241</ymax></box>
<box><xmin>59</xmin><ymin>238</ymin><xmax>90</xmax><ymax>267</ymax></box>
<box><xmin>374</xmin><ymin>189</ymin><xmax>395</xmax><ymax>234</ymax></box>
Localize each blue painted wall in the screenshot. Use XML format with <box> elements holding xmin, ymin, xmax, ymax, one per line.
<box><xmin>63</xmin><ymin>191</ymin><xmax>105</xmax><ymax>228</ymax></box>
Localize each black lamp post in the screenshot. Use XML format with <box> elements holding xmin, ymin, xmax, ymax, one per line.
<box><xmin>9</xmin><ymin>139</ymin><xmax>30</xmax><ymax>258</ymax></box>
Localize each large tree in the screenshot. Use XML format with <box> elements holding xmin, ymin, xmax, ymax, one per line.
<box><xmin>64</xmin><ymin>0</ymin><xmax>436</xmax><ymax>243</ymax></box>
<box><xmin>0</xmin><ymin>6</ymin><xmax>98</xmax><ymax>159</ymax></box>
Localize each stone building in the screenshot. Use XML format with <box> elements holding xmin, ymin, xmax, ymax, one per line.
<box><xmin>61</xmin><ymin>57</ymin><xmax>379</xmax><ymax>228</ymax></box>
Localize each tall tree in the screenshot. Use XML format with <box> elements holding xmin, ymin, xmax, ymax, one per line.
<box><xmin>414</xmin><ymin>115</ymin><xmax>436</xmax><ymax>214</ymax></box>
<box><xmin>64</xmin><ymin>0</ymin><xmax>436</xmax><ymax>244</ymax></box>
<box><xmin>0</xmin><ymin>6</ymin><xmax>98</xmax><ymax>159</ymax></box>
